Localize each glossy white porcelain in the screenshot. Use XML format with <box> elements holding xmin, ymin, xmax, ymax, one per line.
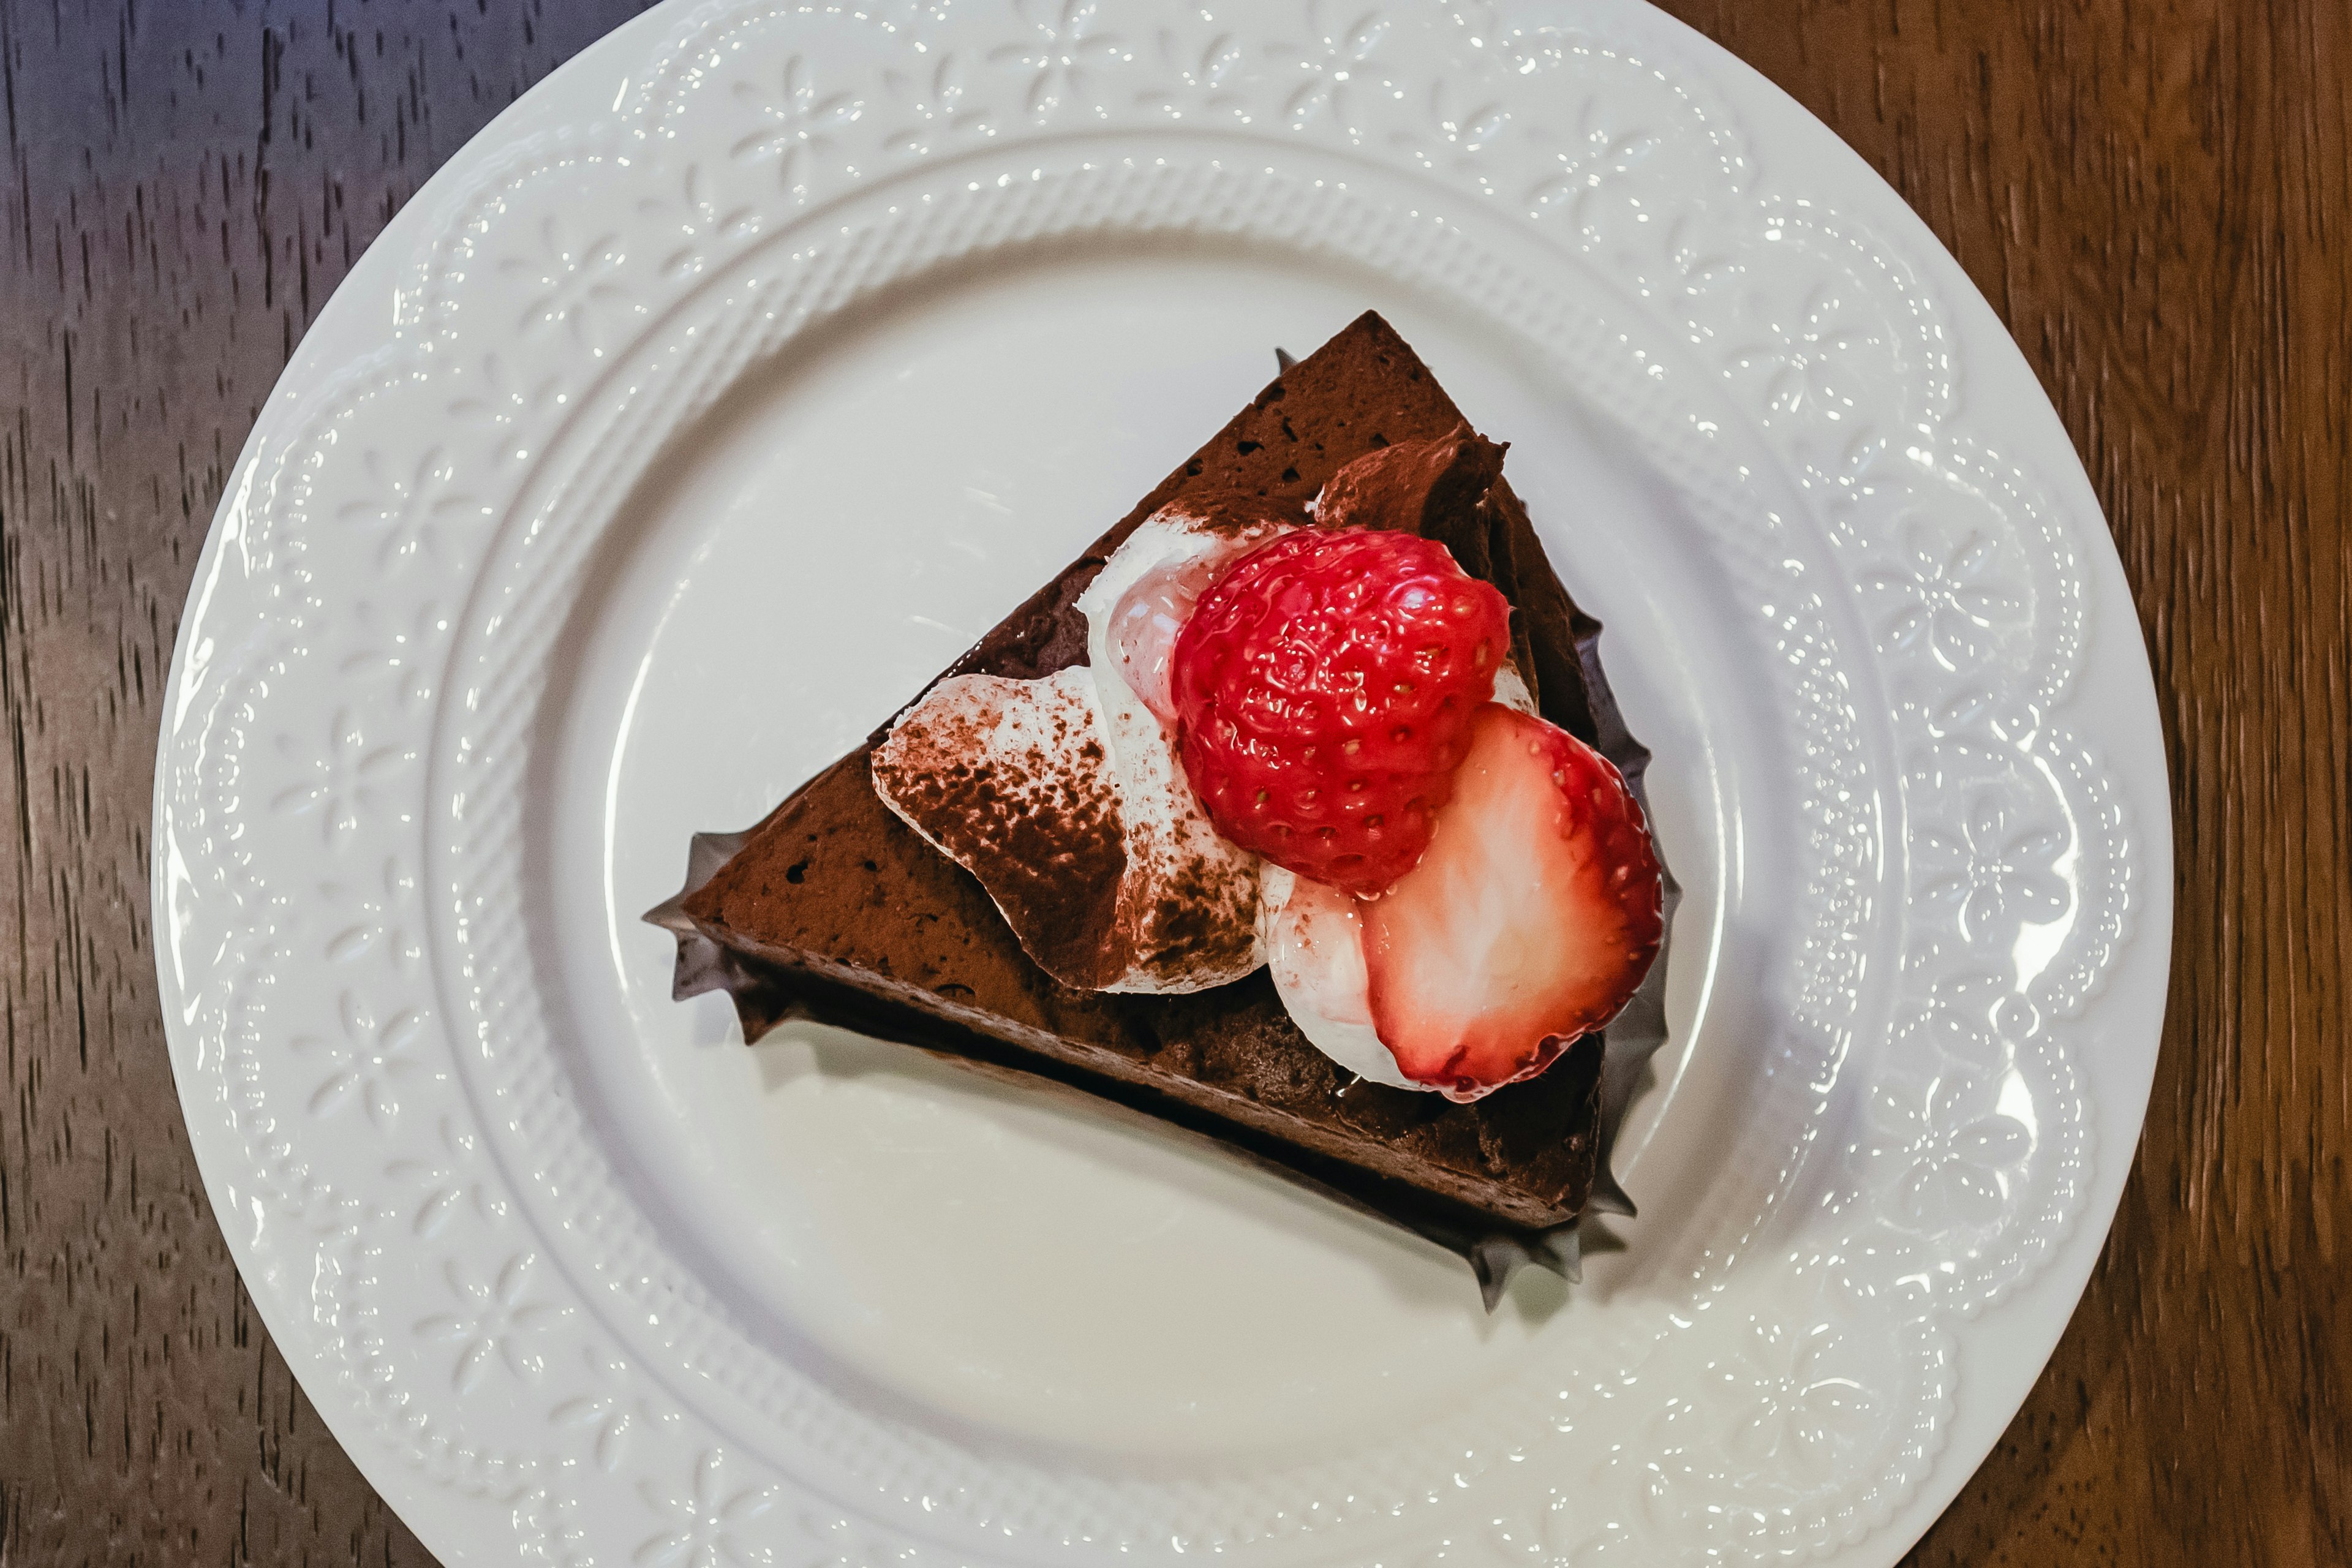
<box><xmin>154</xmin><ymin>3</ymin><xmax>2169</xmax><ymax>1564</ymax></box>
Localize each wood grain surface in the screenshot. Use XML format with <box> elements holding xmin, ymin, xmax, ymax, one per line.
<box><xmin>0</xmin><ymin>1</ymin><xmax>2343</xmax><ymax>1562</ymax></box>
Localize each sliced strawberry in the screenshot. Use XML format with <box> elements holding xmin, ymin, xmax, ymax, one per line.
<box><xmin>1362</xmin><ymin>703</ymin><xmax>1663</xmax><ymax>1101</ymax></box>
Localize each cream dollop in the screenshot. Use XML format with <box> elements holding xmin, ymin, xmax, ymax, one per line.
<box><xmin>1257</xmin><ymin>864</ymin><xmax>1415</xmax><ymax>1089</ymax></box>
<box><xmin>872</xmin><ymin>507</ymin><xmax>1289</xmax><ymax>995</ymax></box>
<box><xmin>1101</xmin><ymin>518</ymin><xmax>1285</xmax><ymax>726</ymax></box>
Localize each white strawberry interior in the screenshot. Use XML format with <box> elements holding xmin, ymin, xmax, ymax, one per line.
<box><xmin>1360</xmin><ymin>698</ymin><xmax>1657</xmax><ymax>1101</ymax></box>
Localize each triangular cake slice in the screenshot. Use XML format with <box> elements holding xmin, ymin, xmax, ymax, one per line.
<box><xmin>655</xmin><ymin>312</ymin><xmax>1675</xmax><ymax>1295</ymax></box>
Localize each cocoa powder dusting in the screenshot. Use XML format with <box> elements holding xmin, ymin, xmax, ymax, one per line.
<box><xmin>872</xmin><ymin>674</ymin><xmax>1132</xmax><ymax>989</ymax></box>
<box><xmin>1126</xmin><ymin>850</ymin><xmax>1262</xmax><ymax>986</ymax></box>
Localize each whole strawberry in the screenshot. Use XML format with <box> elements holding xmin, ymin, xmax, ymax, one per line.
<box><xmin>1170</xmin><ymin>526</ymin><xmax>1511</xmax><ymax>894</ymax></box>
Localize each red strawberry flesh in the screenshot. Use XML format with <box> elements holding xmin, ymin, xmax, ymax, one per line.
<box><xmin>1363</xmin><ymin>703</ymin><xmax>1664</xmax><ymax>1101</ymax></box>
<box><xmin>1170</xmin><ymin>527</ymin><xmax>1512</xmax><ymax>895</ymax></box>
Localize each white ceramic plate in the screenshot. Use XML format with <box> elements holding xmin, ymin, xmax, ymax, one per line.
<box><xmin>154</xmin><ymin>2</ymin><xmax>2169</xmax><ymax>1564</ymax></box>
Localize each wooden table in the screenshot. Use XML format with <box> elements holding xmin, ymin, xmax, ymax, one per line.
<box><xmin>2</xmin><ymin>2</ymin><xmax>2343</xmax><ymax>1561</ymax></box>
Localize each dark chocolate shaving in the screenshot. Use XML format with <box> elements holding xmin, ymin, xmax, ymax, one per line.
<box><xmin>1314</xmin><ymin>421</ymin><xmax>1504</xmax><ymax>538</ymax></box>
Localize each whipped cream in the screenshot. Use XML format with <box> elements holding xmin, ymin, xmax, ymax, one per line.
<box><xmin>1257</xmin><ymin>864</ymin><xmax>1414</xmax><ymax>1088</ymax></box>
<box><xmin>872</xmin><ymin>668</ymin><xmax>1136</xmax><ymax>989</ymax></box>
<box><xmin>872</xmin><ymin>507</ymin><xmax>1285</xmax><ymax>995</ymax></box>
<box><xmin>1096</xmin><ymin>513</ymin><xmax>1286</xmax><ymax>727</ymax></box>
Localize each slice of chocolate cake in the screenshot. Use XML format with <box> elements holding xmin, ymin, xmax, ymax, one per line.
<box><xmin>652</xmin><ymin>312</ymin><xmax>1676</xmax><ymax>1302</ymax></box>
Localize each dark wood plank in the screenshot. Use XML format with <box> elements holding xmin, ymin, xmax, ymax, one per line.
<box><xmin>1</xmin><ymin>1</ymin><xmax>2343</xmax><ymax>1564</ymax></box>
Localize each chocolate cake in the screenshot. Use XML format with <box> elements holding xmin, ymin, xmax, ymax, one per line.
<box><xmin>652</xmin><ymin>312</ymin><xmax>1676</xmax><ymax>1303</ymax></box>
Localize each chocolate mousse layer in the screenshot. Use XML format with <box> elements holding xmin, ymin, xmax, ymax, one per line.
<box><xmin>656</xmin><ymin>312</ymin><xmax>1676</xmax><ymax>1287</ymax></box>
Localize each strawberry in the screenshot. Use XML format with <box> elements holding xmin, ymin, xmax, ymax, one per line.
<box><xmin>1170</xmin><ymin>526</ymin><xmax>1512</xmax><ymax>894</ymax></box>
<box><xmin>1102</xmin><ymin>513</ymin><xmax>1295</xmax><ymax>728</ymax></box>
<box><xmin>1363</xmin><ymin>703</ymin><xmax>1663</xmax><ymax>1101</ymax></box>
